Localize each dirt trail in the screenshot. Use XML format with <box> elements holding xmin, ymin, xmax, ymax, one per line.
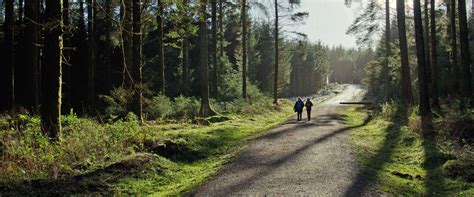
<box><xmin>192</xmin><ymin>84</ymin><xmax>383</xmax><ymax>196</ymax></box>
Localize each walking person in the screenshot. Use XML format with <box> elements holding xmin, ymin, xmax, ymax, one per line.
<box><xmin>294</xmin><ymin>97</ymin><xmax>304</xmax><ymax>121</ymax></box>
<box><xmin>305</xmin><ymin>98</ymin><xmax>313</xmax><ymax>121</ymax></box>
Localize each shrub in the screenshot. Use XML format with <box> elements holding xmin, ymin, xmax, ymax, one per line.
<box><xmin>173</xmin><ymin>96</ymin><xmax>200</xmax><ymax>119</ymax></box>
<box><xmin>147</xmin><ymin>95</ymin><xmax>175</xmax><ymax>120</ymax></box>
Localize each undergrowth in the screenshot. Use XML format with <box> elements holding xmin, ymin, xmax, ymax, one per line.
<box><xmin>346</xmin><ymin>103</ymin><xmax>474</xmax><ymax>196</ymax></box>
<box><xmin>0</xmin><ymin>97</ymin><xmax>293</xmax><ymax>195</ymax></box>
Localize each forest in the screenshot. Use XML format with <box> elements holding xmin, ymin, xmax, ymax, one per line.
<box><xmin>0</xmin><ymin>0</ymin><xmax>473</xmax><ymax>195</ymax></box>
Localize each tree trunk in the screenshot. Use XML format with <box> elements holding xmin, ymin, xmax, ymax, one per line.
<box><xmin>397</xmin><ymin>0</ymin><xmax>414</xmax><ymax>105</ymax></box>
<box><xmin>182</xmin><ymin>0</ymin><xmax>189</xmax><ymax>96</ymax></box>
<box><xmin>62</xmin><ymin>0</ymin><xmax>71</xmax><ymax>112</ymax></box>
<box><xmin>3</xmin><ymin>0</ymin><xmax>15</xmax><ymax>111</ymax></box>
<box><xmin>413</xmin><ymin>0</ymin><xmax>432</xmax><ymax>132</ymax></box>
<box><xmin>199</xmin><ymin>0</ymin><xmax>216</xmax><ymax>117</ymax></box>
<box><xmin>24</xmin><ymin>0</ymin><xmax>40</xmax><ymax>112</ymax></box>
<box><xmin>219</xmin><ymin>0</ymin><xmax>224</xmax><ymax>76</ymax></box>
<box><xmin>104</xmin><ymin>0</ymin><xmax>113</xmax><ymax>92</ymax></box>
<box><xmin>157</xmin><ymin>0</ymin><xmax>165</xmax><ymax>94</ymax></box>
<box><xmin>384</xmin><ymin>0</ymin><xmax>391</xmax><ymax>100</ymax></box>
<box><xmin>430</xmin><ymin>0</ymin><xmax>440</xmax><ymax>109</ymax></box>
<box><xmin>450</xmin><ymin>0</ymin><xmax>459</xmax><ymax>94</ymax></box>
<box><xmin>458</xmin><ymin>0</ymin><xmax>472</xmax><ymax>101</ymax></box>
<box><xmin>132</xmin><ymin>0</ymin><xmax>143</xmax><ymax>121</ymax></box>
<box><xmin>87</xmin><ymin>0</ymin><xmax>95</xmax><ymax>109</ymax></box>
<box><xmin>41</xmin><ymin>0</ymin><xmax>63</xmax><ymax>140</ymax></box>
<box><xmin>212</xmin><ymin>0</ymin><xmax>219</xmax><ymax>99</ymax></box>
<box><xmin>122</xmin><ymin>0</ymin><xmax>133</xmax><ymax>86</ymax></box>
<box><xmin>242</xmin><ymin>0</ymin><xmax>247</xmax><ymax>99</ymax></box>
<box><xmin>274</xmin><ymin>0</ymin><xmax>279</xmax><ymax>104</ymax></box>
<box><xmin>423</xmin><ymin>0</ymin><xmax>432</xmax><ymax>84</ymax></box>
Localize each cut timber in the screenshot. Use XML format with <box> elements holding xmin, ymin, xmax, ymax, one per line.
<box><xmin>339</xmin><ymin>102</ymin><xmax>373</xmax><ymax>105</ymax></box>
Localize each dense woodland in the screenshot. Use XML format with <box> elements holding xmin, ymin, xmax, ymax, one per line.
<box><xmin>0</xmin><ymin>0</ymin><xmax>347</xmax><ymax>138</ymax></box>
<box><xmin>346</xmin><ymin>0</ymin><xmax>473</xmax><ymax>130</ymax></box>
<box><xmin>0</xmin><ymin>0</ymin><xmax>473</xmax><ymax>195</ymax></box>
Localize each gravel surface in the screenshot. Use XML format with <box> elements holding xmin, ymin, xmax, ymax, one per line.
<box><xmin>192</xmin><ymin>85</ymin><xmax>385</xmax><ymax>197</ymax></box>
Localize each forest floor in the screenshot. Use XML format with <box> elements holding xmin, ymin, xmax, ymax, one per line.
<box><xmin>192</xmin><ymin>84</ymin><xmax>385</xmax><ymax>196</ymax></box>
<box><xmin>0</xmin><ymin>85</ymin><xmax>346</xmax><ymax>196</ymax></box>
<box><xmin>345</xmin><ymin>104</ymin><xmax>474</xmax><ymax>196</ymax></box>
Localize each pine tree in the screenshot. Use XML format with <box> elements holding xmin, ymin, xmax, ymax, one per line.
<box><xmin>242</xmin><ymin>0</ymin><xmax>248</xmax><ymax>99</ymax></box>
<box><xmin>274</xmin><ymin>0</ymin><xmax>279</xmax><ymax>104</ymax></box>
<box><xmin>87</xmin><ymin>0</ymin><xmax>96</xmax><ymax>109</ymax></box>
<box><xmin>397</xmin><ymin>0</ymin><xmax>414</xmax><ymax>105</ymax></box>
<box><xmin>3</xmin><ymin>0</ymin><xmax>15</xmax><ymax>111</ymax></box>
<box><xmin>458</xmin><ymin>0</ymin><xmax>472</xmax><ymax>101</ymax></box>
<box><xmin>212</xmin><ymin>0</ymin><xmax>218</xmax><ymax>99</ymax></box>
<box><xmin>430</xmin><ymin>0</ymin><xmax>440</xmax><ymax>109</ymax></box>
<box><xmin>157</xmin><ymin>0</ymin><xmax>165</xmax><ymax>94</ymax></box>
<box><xmin>132</xmin><ymin>0</ymin><xmax>143</xmax><ymax>121</ymax></box>
<box><xmin>199</xmin><ymin>0</ymin><xmax>216</xmax><ymax>117</ymax></box>
<box><xmin>41</xmin><ymin>0</ymin><xmax>64</xmax><ymax>140</ymax></box>
<box><xmin>413</xmin><ymin>0</ymin><xmax>432</xmax><ymax>132</ymax></box>
<box><xmin>122</xmin><ymin>0</ymin><xmax>133</xmax><ymax>86</ymax></box>
<box><xmin>24</xmin><ymin>0</ymin><xmax>40</xmax><ymax>112</ymax></box>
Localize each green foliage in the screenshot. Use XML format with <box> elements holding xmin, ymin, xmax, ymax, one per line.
<box><xmin>147</xmin><ymin>95</ymin><xmax>175</xmax><ymax>119</ymax></box>
<box><xmin>0</xmin><ymin>98</ymin><xmax>294</xmax><ymax>195</ymax></box>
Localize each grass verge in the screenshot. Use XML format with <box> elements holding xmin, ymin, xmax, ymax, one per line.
<box><xmin>345</xmin><ymin>105</ymin><xmax>474</xmax><ymax>196</ymax></box>
<box><xmin>0</xmin><ymin>100</ymin><xmax>293</xmax><ymax>196</ymax></box>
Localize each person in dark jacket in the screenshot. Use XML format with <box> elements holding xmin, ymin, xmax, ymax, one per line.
<box><xmin>294</xmin><ymin>97</ymin><xmax>304</xmax><ymax>121</ymax></box>
<box><xmin>305</xmin><ymin>98</ymin><xmax>314</xmax><ymax>121</ymax></box>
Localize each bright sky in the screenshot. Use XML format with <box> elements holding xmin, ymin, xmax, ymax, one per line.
<box><xmin>292</xmin><ymin>0</ymin><xmax>367</xmax><ymax>48</ymax></box>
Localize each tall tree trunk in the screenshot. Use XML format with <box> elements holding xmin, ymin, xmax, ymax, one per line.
<box><xmin>62</xmin><ymin>0</ymin><xmax>71</xmax><ymax>112</ymax></box>
<box><xmin>41</xmin><ymin>0</ymin><xmax>63</xmax><ymax>140</ymax></box>
<box><xmin>219</xmin><ymin>0</ymin><xmax>224</xmax><ymax>74</ymax></box>
<box><xmin>241</xmin><ymin>0</ymin><xmax>247</xmax><ymax>99</ymax></box>
<box><xmin>199</xmin><ymin>0</ymin><xmax>216</xmax><ymax>117</ymax></box>
<box><xmin>132</xmin><ymin>0</ymin><xmax>143</xmax><ymax>121</ymax></box>
<box><xmin>3</xmin><ymin>0</ymin><xmax>15</xmax><ymax>111</ymax></box>
<box><xmin>182</xmin><ymin>0</ymin><xmax>189</xmax><ymax>96</ymax></box>
<box><xmin>423</xmin><ymin>0</ymin><xmax>432</xmax><ymax>85</ymax></box>
<box><xmin>430</xmin><ymin>0</ymin><xmax>440</xmax><ymax>109</ymax></box>
<box><xmin>384</xmin><ymin>0</ymin><xmax>391</xmax><ymax>100</ymax></box>
<box><xmin>274</xmin><ymin>0</ymin><xmax>279</xmax><ymax>104</ymax></box>
<box><xmin>157</xmin><ymin>0</ymin><xmax>165</xmax><ymax>94</ymax></box>
<box><xmin>414</xmin><ymin>0</ymin><xmax>432</xmax><ymax>132</ymax></box>
<box><xmin>212</xmin><ymin>0</ymin><xmax>219</xmax><ymax>99</ymax></box>
<box><xmin>104</xmin><ymin>0</ymin><xmax>113</xmax><ymax>92</ymax></box>
<box><xmin>24</xmin><ymin>0</ymin><xmax>40</xmax><ymax>112</ymax></box>
<box><xmin>87</xmin><ymin>0</ymin><xmax>95</xmax><ymax>109</ymax></box>
<box><xmin>458</xmin><ymin>0</ymin><xmax>472</xmax><ymax>101</ymax></box>
<box><xmin>122</xmin><ymin>0</ymin><xmax>133</xmax><ymax>86</ymax></box>
<box><xmin>450</xmin><ymin>0</ymin><xmax>459</xmax><ymax>94</ymax></box>
<box><xmin>397</xmin><ymin>0</ymin><xmax>414</xmax><ymax>105</ymax></box>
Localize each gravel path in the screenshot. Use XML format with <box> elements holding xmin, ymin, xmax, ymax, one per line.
<box><xmin>192</xmin><ymin>85</ymin><xmax>384</xmax><ymax>196</ymax></box>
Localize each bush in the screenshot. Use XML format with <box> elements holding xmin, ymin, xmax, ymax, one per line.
<box><xmin>100</xmin><ymin>87</ymin><xmax>134</xmax><ymax>120</ymax></box>
<box><xmin>147</xmin><ymin>95</ymin><xmax>175</xmax><ymax>120</ymax></box>
<box><xmin>173</xmin><ymin>96</ymin><xmax>200</xmax><ymax>118</ymax></box>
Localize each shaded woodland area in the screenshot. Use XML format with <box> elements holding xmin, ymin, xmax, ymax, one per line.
<box><xmin>0</xmin><ymin>0</ymin><xmax>343</xmax><ymax>138</ymax></box>
<box><xmin>346</xmin><ymin>0</ymin><xmax>473</xmax><ymax>127</ymax></box>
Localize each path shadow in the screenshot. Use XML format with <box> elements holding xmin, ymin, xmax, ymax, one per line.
<box><xmin>344</xmin><ymin>106</ymin><xmax>407</xmax><ymax>196</ymax></box>
<box><xmin>192</xmin><ymin>112</ymin><xmax>372</xmax><ymax>195</ymax></box>
<box><xmin>422</xmin><ymin>134</ymin><xmax>449</xmax><ymax>196</ymax></box>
